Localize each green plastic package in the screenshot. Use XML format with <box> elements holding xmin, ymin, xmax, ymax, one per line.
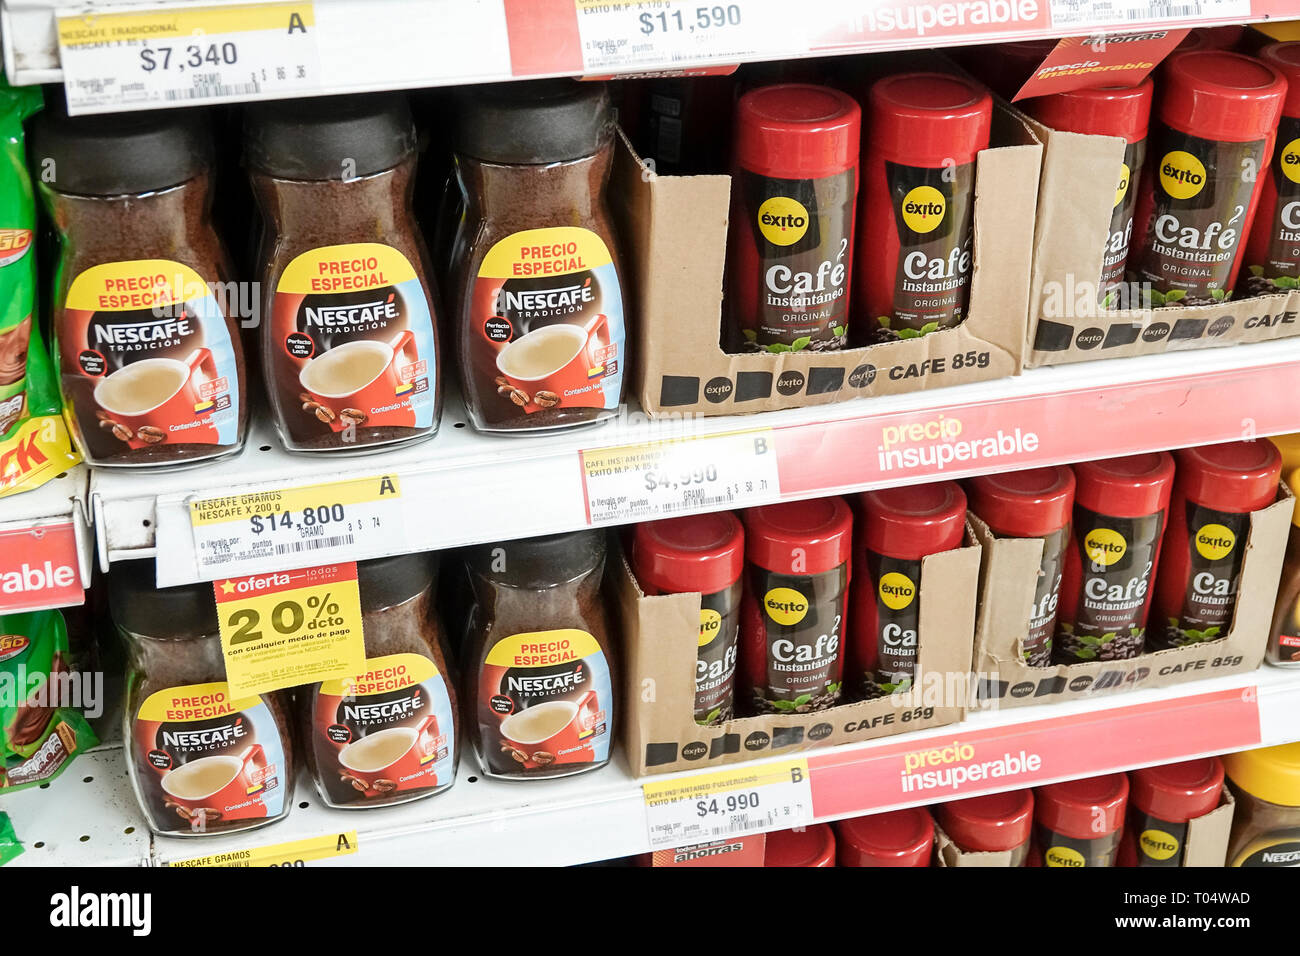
<box><xmin>0</xmin><ymin>609</ymin><xmax>98</xmax><ymax>793</ymax></box>
<box><xmin>0</xmin><ymin>80</ymin><xmax>78</xmax><ymax>497</ymax></box>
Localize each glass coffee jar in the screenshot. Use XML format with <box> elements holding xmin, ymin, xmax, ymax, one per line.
<box><xmin>452</xmin><ymin>81</ymin><xmax>628</xmax><ymax>434</ymax></box>
<box><xmin>1224</xmin><ymin>743</ymin><xmax>1300</xmax><ymax>867</ymax></box>
<box><xmin>246</xmin><ymin>93</ymin><xmax>442</xmax><ymax>454</ymax></box>
<box><xmin>31</xmin><ymin>109</ymin><xmax>247</xmax><ymax>468</ymax></box>
<box><xmin>299</xmin><ymin>553</ymin><xmax>458</xmax><ymax>809</ymax></box>
<box><xmin>110</xmin><ymin>561</ymin><xmax>293</xmax><ymax>837</ymax></box>
<box><xmin>462</xmin><ymin>529</ymin><xmax>616</xmax><ymax>779</ymax></box>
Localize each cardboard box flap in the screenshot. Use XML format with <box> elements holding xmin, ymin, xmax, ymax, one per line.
<box><xmin>1184</xmin><ymin>788</ymin><xmax>1235</xmax><ymax>867</ymax></box>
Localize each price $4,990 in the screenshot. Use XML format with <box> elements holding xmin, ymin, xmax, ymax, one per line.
<box><xmin>696</xmin><ymin>791</ymin><xmax>760</xmax><ymax>818</ymax></box>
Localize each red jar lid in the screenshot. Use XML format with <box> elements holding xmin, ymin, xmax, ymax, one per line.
<box><xmin>1026</xmin><ymin>78</ymin><xmax>1153</xmax><ymax>143</ymax></box>
<box><xmin>734</xmin><ymin>83</ymin><xmax>861</xmax><ymax>180</ymax></box>
<box><xmin>1158</xmin><ymin>51</ymin><xmax>1286</xmax><ymax>143</ymax></box>
<box><xmin>966</xmin><ymin>466</ymin><xmax>1075</xmax><ymax>538</ymax></box>
<box><xmin>744</xmin><ymin>497</ymin><xmax>853</xmax><ymax>575</ymax></box>
<box><xmin>1130</xmin><ymin>757</ymin><xmax>1225</xmax><ymax>824</ymax></box>
<box><xmin>1174</xmin><ymin>441</ymin><xmax>1281</xmax><ymax>514</ymax></box>
<box><xmin>632</xmin><ymin>512</ymin><xmax>744</xmax><ymax>596</ymax></box>
<box><xmin>868</xmin><ymin>72</ymin><xmax>992</xmax><ymax>167</ymax></box>
<box><xmin>1176</xmin><ymin>25</ymin><xmax>1246</xmax><ymax>53</ymax></box>
<box><xmin>938</xmin><ymin>790</ymin><xmax>1034</xmax><ymax>853</ymax></box>
<box><xmin>1036</xmin><ymin>774</ymin><xmax>1129</xmax><ymax>840</ymax></box>
<box><xmin>1073</xmin><ymin>452</ymin><xmax>1175</xmax><ymax>519</ymax></box>
<box><xmin>764</xmin><ymin>824</ymin><xmax>836</xmax><ymax>867</ymax></box>
<box><xmin>859</xmin><ymin>481</ymin><xmax>967</xmax><ymax>559</ymax></box>
<box><xmin>986</xmin><ymin>39</ymin><xmax>1060</xmax><ymax>98</ymax></box>
<box><xmin>836</xmin><ymin>808</ymin><xmax>934</xmax><ymax>867</ymax></box>
<box><xmin>1258</xmin><ymin>43</ymin><xmax>1300</xmax><ymax>117</ymax></box>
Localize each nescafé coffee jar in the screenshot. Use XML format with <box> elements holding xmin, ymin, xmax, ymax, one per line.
<box><xmin>31</xmin><ymin>109</ymin><xmax>247</xmax><ymax>468</ymax></box>
<box><xmin>452</xmin><ymin>81</ymin><xmax>628</xmax><ymax>434</ymax></box>
<box><xmin>462</xmin><ymin>529</ymin><xmax>616</xmax><ymax>779</ymax></box>
<box><xmin>247</xmin><ymin>93</ymin><xmax>442</xmax><ymax>453</ymax></box>
<box><xmin>299</xmin><ymin>553</ymin><xmax>457</xmax><ymax>809</ymax></box>
<box><xmin>110</xmin><ymin>561</ymin><xmax>294</xmax><ymax>837</ymax></box>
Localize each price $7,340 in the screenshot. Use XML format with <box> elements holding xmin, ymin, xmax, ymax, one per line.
<box><xmin>139</xmin><ymin>42</ymin><xmax>239</xmax><ymax>72</ymax></box>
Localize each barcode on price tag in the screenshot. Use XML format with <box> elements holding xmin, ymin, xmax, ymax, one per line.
<box><xmin>188</xmin><ymin>475</ymin><xmax>404</xmax><ymax>577</ymax></box>
<box><xmin>579</xmin><ymin>428</ymin><xmax>780</xmax><ymax>525</ymax></box>
<box><xmin>56</xmin><ymin>1</ymin><xmax>321</xmax><ymax>114</ymax></box>
<box><xmin>1049</xmin><ymin>0</ymin><xmax>1249</xmax><ymax>27</ymax></box>
<box><xmin>574</xmin><ymin>0</ymin><xmax>797</xmax><ymax>73</ymax></box>
<box><xmin>643</xmin><ymin>758</ymin><xmax>813</xmax><ymax>850</ymax></box>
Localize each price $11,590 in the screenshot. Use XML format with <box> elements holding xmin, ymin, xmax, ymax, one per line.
<box><xmin>639</xmin><ymin>5</ymin><xmax>742</xmax><ymax>35</ymax></box>
<box><xmin>696</xmin><ymin>791</ymin><xmax>760</xmax><ymax>817</ymax></box>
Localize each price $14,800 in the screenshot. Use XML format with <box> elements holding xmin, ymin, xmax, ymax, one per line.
<box><xmin>249</xmin><ymin>504</ymin><xmax>347</xmax><ymax>535</ymax></box>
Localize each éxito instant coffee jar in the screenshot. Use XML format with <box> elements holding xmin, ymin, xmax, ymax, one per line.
<box><xmin>1126</xmin><ymin>757</ymin><xmax>1224</xmax><ymax>867</ymax></box>
<box><xmin>1242</xmin><ymin>43</ymin><xmax>1300</xmax><ymax>298</ymax></box>
<box><xmin>246</xmin><ymin>93</ymin><xmax>443</xmax><ymax>454</ymax></box>
<box><xmin>299</xmin><ymin>553</ymin><xmax>458</xmax><ymax>809</ymax></box>
<box><xmin>765</xmin><ymin>823</ymin><xmax>837</xmax><ymax>867</ymax></box>
<box><xmin>632</xmin><ymin>513</ymin><xmax>744</xmax><ymax>725</ymax></box>
<box><xmin>1150</xmin><ymin>440</ymin><xmax>1281</xmax><ymax>651</ymax></box>
<box><xmin>740</xmin><ymin>497</ymin><xmax>853</xmax><ymax>714</ymax></box>
<box><xmin>967</xmin><ymin>467</ymin><xmax>1074</xmax><ymax>666</ymax></box>
<box><xmin>853</xmin><ymin>481</ymin><xmax>966</xmax><ymax>697</ymax></box>
<box><xmin>1026</xmin><ymin>80</ymin><xmax>1154</xmax><ymax>307</ymax></box>
<box><xmin>727</xmin><ymin>84</ymin><xmax>860</xmax><ymax>353</ymax></box>
<box><xmin>836</xmin><ymin>808</ymin><xmax>934</xmax><ymax>867</ymax></box>
<box><xmin>32</xmin><ymin>109</ymin><xmax>247</xmax><ymax>468</ymax></box>
<box><xmin>1132</xmin><ymin>51</ymin><xmax>1286</xmax><ymax>306</ymax></box>
<box><xmin>452</xmin><ymin>81</ymin><xmax>628</xmax><ymax>434</ymax></box>
<box><xmin>1035</xmin><ymin>773</ymin><xmax>1129</xmax><ymax>866</ymax></box>
<box><xmin>858</xmin><ymin>73</ymin><xmax>992</xmax><ymax>340</ymax></box>
<box><xmin>111</xmin><ymin>561</ymin><xmax>294</xmax><ymax>837</ymax></box>
<box><xmin>938</xmin><ymin>790</ymin><xmax>1034</xmax><ymax>865</ymax></box>
<box><xmin>1054</xmin><ymin>452</ymin><xmax>1175</xmax><ymax>665</ymax></box>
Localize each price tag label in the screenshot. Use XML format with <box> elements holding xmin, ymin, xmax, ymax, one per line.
<box><xmin>573</xmin><ymin>0</ymin><xmax>795</xmax><ymax>73</ymax></box>
<box><xmin>213</xmin><ymin>562</ymin><xmax>367</xmax><ymax>698</ymax></box>
<box><xmin>166</xmin><ymin>831</ymin><xmax>359</xmax><ymax>867</ymax></box>
<box><xmin>643</xmin><ymin>758</ymin><xmax>812</xmax><ymax>850</ymax></box>
<box><xmin>56</xmin><ymin>1</ymin><xmax>321</xmax><ymax>115</ymax></box>
<box><xmin>579</xmin><ymin>428</ymin><xmax>780</xmax><ymax>525</ymax></box>
<box><xmin>188</xmin><ymin>474</ymin><xmax>404</xmax><ymax>576</ymax></box>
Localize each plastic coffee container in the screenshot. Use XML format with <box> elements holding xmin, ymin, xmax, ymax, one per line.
<box><xmin>836</xmin><ymin>808</ymin><xmax>934</xmax><ymax>867</ymax></box>
<box><xmin>1127</xmin><ymin>757</ymin><xmax>1225</xmax><ymax>867</ymax></box>
<box><xmin>858</xmin><ymin>73</ymin><xmax>991</xmax><ymax>338</ymax></box>
<box><xmin>727</xmin><ymin>84</ymin><xmax>860</xmax><ymax>353</ymax></box>
<box><xmin>967</xmin><ymin>467</ymin><xmax>1075</xmax><ymax>666</ymax></box>
<box><xmin>632</xmin><ymin>513</ymin><xmax>745</xmax><ymax>724</ymax></box>
<box><xmin>764</xmin><ymin>823</ymin><xmax>837</xmax><ymax>867</ymax></box>
<box><xmin>937</xmin><ymin>790</ymin><xmax>1034</xmax><ymax>865</ymax></box>
<box><xmin>1055</xmin><ymin>453</ymin><xmax>1175</xmax><ymax>665</ymax></box>
<box><xmin>1223</xmin><ymin>742</ymin><xmax>1300</xmax><ymax>866</ymax></box>
<box><xmin>740</xmin><ymin>498</ymin><xmax>853</xmax><ymax>714</ymax></box>
<box><xmin>1035</xmin><ymin>773</ymin><xmax>1129</xmax><ymax>866</ymax></box>
<box><xmin>853</xmin><ymin>482</ymin><xmax>966</xmax><ymax>696</ymax></box>
<box><xmin>1026</xmin><ymin>81</ymin><xmax>1154</xmax><ymax>306</ymax></box>
<box><xmin>1150</xmin><ymin>441</ymin><xmax>1281</xmax><ymax>651</ymax></box>
<box><xmin>1242</xmin><ymin>43</ymin><xmax>1300</xmax><ymax>297</ymax></box>
<box><xmin>1132</xmin><ymin>51</ymin><xmax>1286</xmax><ymax>303</ymax></box>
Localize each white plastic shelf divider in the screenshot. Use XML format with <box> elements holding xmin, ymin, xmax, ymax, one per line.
<box><xmin>3</xmin><ymin>0</ymin><xmax>1280</xmax><ymax>93</ymax></box>
<box><xmin>3</xmin><ymin>665</ymin><xmax>1298</xmax><ymax>866</ymax></box>
<box><xmin>0</xmin><ymin>465</ymin><xmax>93</xmax><ymax>612</ymax></box>
<box><xmin>93</xmin><ymin>338</ymin><xmax>1300</xmax><ymax>583</ymax></box>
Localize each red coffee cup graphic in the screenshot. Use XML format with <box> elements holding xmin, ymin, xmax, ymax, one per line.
<box><xmin>336</xmin><ymin>716</ymin><xmax>439</xmax><ymax>796</ymax></box>
<box><xmin>494</xmin><ymin>314</ymin><xmax>610</xmax><ymax>412</ymax></box>
<box><xmin>499</xmin><ymin>691</ymin><xmax>599</xmax><ymax>768</ymax></box>
<box><xmin>92</xmin><ymin>348</ymin><xmax>220</xmax><ymax>448</ymax></box>
<box><xmin>299</xmin><ymin>330</ymin><xmax>418</xmax><ymax>431</ymax></box>
<box><xmin>159</xmin><ymin>744</ymin><xmax>268</xmax><ymax>822</ymax></box>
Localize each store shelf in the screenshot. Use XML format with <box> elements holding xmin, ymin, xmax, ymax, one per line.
<box><xmin>3</xmin><ymin>665</ymin><xmax>1298</xmax><ymax>866</ymax></box>
<box><xmin>0</xmin><ymin>466</ymin><xmax>92</xmax><ymax>613</ymax></box>
<box><xmin>3</xmin><ymin>0</ymin><xmax>1283</xmax><ymax>101</ymax></box>
<box><xmin>91</xmin><ymin>337</ymin><xmax>1300</xmax><ymax>585</ymax></box>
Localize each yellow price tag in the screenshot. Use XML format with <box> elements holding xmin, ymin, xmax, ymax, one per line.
<box><xmin>643</xmin><ymin>758</ymin><xmax>812</xmax><ymax>849</ymax></box>
<box><xmin>167</xmin><ymin>831</ymin><xmax>358</xmax><ymax>867</ymax></box>
<box><xmin>213</xmin><ymin>562</ymin><xmax>367</xmax><ymax>698</ymax></box>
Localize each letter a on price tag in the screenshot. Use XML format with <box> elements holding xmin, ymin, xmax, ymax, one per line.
<box><xmin>213</xmin><ymin>562</ymin><xmax>367</xmax><ymax>698</ymax></box>
<box><xmin>642</xmin><ymin>758</ymin><xmax>812</xmax><ymax>850</ymax></box>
